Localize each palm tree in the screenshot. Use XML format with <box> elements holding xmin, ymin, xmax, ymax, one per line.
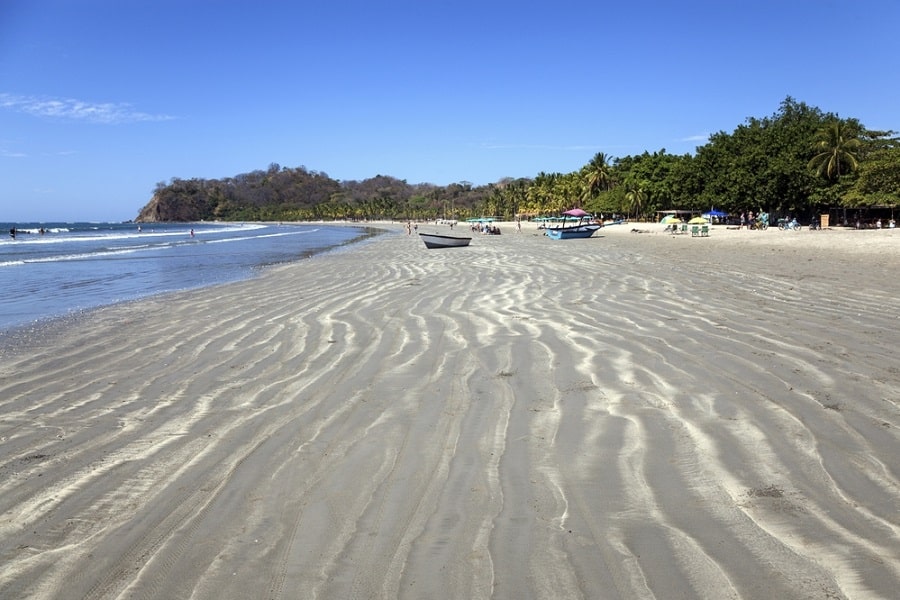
<box><xmin>530</xmin><ymin>172</ymin><xmax>558</xmax><ymax>214</ymax></box>
<box><xmin>808</xmin><ymin>119</ymin><xmax>862</xmax><ymax>180</ymax></box>
<box><xmin>582</xmin><ymin>152</ymin><xmax>613</xmax><ymax>202</ymax></box>
<box><xmin>624</xmin><ymin>179</ymin><xmax>647</xmax><ymax>220</ymax></box>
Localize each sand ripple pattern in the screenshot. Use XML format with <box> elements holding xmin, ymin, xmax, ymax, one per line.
<box><xmin>0</xmin><ymin>227</ymin><xmax>898</xmax><ymax>599</ymax></box>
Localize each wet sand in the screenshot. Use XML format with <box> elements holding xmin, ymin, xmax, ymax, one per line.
<box><xmin>1</xmin><ymin>222</ymin><xmax>898</xmax><ymax>599</ymax></box>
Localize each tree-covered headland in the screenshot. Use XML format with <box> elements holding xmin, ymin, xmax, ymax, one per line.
<box><xmin>136</xmin><ymin>98</ymin><xmax>898</xmax><ymax>223</ymax></box>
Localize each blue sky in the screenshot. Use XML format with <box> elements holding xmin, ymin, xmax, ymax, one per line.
<box><xmin>2</xmin><ymin>0</ymin><xmax>898</xmax><ymax>222</ymax></box>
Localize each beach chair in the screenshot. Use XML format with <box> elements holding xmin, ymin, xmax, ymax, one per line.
<box><xmin>691</xmin><ymin>225</ymin><xmax>699</xmax><ymax>237</ymax></box>
<box><xmin>701</xmin><ymin>225</ymin><xmax>709</xmax><ymax>237</ymax></box>
<box><xmin>681</xmin><ymin>223</ymin><xmax>688</xmax><ymax>234</ymax></box>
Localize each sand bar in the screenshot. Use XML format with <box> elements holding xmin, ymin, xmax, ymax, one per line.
<box><xmin>1</xmin><ymin>222</ymin><xmax>898</xmax><ymax>599</ymax></box>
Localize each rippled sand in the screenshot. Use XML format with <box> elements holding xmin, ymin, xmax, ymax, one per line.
<box><xmin>1</xmin><ymin>223</ymin><xmax>898</xmax><ymax>599</ymax></box>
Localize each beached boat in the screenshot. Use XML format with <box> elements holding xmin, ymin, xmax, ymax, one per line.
<box><xmin>545</xmin><ymin>208</ymin><xmax>601</xmax><ymax>240</ymax></box>
<box><xmin>419</xmin><ymin>232</ymin><xmax>472</xmax><ymax>249</ymax></box>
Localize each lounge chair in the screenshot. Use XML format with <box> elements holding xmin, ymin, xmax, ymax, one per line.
<box><xmin>701</xmin><ymin>225</ymin><xmax>709</xmax><ymax>237</ymax></box>
<box><xmin>691</xmin><ymin>225</ymin><xmax>699</xmax><ymax>237</ymax></box>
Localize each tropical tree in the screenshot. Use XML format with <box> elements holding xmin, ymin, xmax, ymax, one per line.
<box><xmin>843</xmin><ymin>146</ymin><xmax>900</xmax><ymax>207</ymax></box>
<box><xmin>582</xmin><ymin>151</ymin><xmax>613</xmax><ymax>203</ymax></box>
<box><xmin>529</xmin><ymin>172</ymin><xmax>557</xmax><ymax>214</ymax></box>
<box><xmin>807</xmin><ymin>118</ymin><xmax>862</xmax><ymax>181</ymax></box>
<box><xmin>624</xmin><ymin>178</ymin><xmax>648</xmax><ymax>220</ymax></box>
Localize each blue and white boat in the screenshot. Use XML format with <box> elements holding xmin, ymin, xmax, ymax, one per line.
<box><xmin>545</xmin><ymin>209</ymin><xmax>601</xmax><ymax>240</ymax></box>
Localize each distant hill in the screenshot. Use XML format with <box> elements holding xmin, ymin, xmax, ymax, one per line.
<box><xmin>136</xmin><ymin>163</ymin><xmax>492</xmax><ymax>222</ymax></box>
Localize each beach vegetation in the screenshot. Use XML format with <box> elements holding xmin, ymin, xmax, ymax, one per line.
<box><xmin>623</xmin><ymin>178</ymin><xmax>648</xmax><ymax>220</ymax></box>
<box><xmin>807</xmin><ymin>118</ymin><xmax>862</xmax><ymax>180</ymax></box>
<box><xmin>136</xmin><ymin>97</ymin><xmax>897</xmax><ymax>224</ymax></box>
<box><xmin>841</xmin><ymin>147</ymin><xmax>900</xmax><ymax>207</ymax></box>
<box><xmin>581</xmin><ymin>151</ymin><xmax>613</xmax><ymax>203</ymax></box>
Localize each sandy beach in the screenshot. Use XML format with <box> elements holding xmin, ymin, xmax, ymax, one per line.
<box><xmin>1</xmin><ymin>221</ymin><xmax>898</xmax><ymax>599</ymax></box>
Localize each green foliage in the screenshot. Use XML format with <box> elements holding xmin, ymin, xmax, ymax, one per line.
<box><xmin>137</xmin><ymin>97</ymin><xmax>897</xmax><ymax>223</ymax></box>
<box><xmin>684</xmin><ymin>98</ymin><xmax>828</xmax><ymax>215</ymax></box>
<box><xmin>581</xmin><ymin>152</ymin><xmax>613</xmax><ymax>203</ymax></box>
<box><xmin>843</xmin><ymin>147</ymin><xmax>900</xmax><ymax>206</ymax></box>
<box><xmin>808</xmin><ymin>118</ymin><xmax>862</xmax><ymax>180</ymax></box>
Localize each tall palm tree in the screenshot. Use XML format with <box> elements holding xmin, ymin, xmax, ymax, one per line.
<box><xmin>808</xmin><ymin>119</ymin><xmax>862</xmax><ymax>180</ymax></box>
<box><xmin>624</xmin><ymin>179</ymin><xmax>647</xmax><ymax>220</ymax></box>
<box><xmin>582</xmin><ymin>152</ymin><xmax>613</xmax><ymax>202</ymax></box>
<box><xmin>530</xmin><ymin>172</ymin><xmax>558</xmax><ymax>214</ymax></box>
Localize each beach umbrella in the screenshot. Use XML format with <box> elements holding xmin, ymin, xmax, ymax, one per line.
<box><xmin>688</xmin><ymin>216</ymin><xmax>708</xmax><ymax>224</ymax></box>
<box><xmin>660</xmin><ymin>215</ymin><xmax>681</xmax><ymax>224</ymax></box>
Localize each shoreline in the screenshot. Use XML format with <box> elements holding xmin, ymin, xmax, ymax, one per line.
<box><xmin>0</xmin><ymin>223</ymin><xmax>385</xmax><ymax>346</ymax></box>
<box><xmin>1</xmin><ymin>220</ymin><xmax>897</xmax><ymax>598</ymax></box>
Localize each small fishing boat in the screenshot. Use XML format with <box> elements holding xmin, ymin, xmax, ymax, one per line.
<box><xmin>545</xmin><ymin>208</ymin><xmax>601</xmax><ymax>240</ymax></box>
<box><xmin>419</xmin><ymin>232</ymin><xmax>472</xmax><ymax>249</ymax></box>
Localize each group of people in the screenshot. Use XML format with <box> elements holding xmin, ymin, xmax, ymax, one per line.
<box><xmin>8</xmin><ymin>227</ymin><xmax>50</xmax><ymax>239</ymax></box>
<box><xmin>738</xmin><ymin>211</ymin><xmax>769</xmax><ymax>230</ymax></box>
<box><xmin>859</xmin><ymin>218</ymin><xmax>896</xmax><ymax>229</ymax></box>
<box><xmin>471</xmin><ymin>222</ymin><xmax>501</xmax><ymax>235</ymax></box>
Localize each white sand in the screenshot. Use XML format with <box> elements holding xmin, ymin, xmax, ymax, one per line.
<box><xmin>0</xmin><ymin>221</ymin><xmax>898</xmax><ymax>599</ymax></box>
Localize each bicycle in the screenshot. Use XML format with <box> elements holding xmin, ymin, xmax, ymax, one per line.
<box><xmin>777</xmin><ymin>218</ymin><xmax>801</xmax><ymax>231</ymax></box>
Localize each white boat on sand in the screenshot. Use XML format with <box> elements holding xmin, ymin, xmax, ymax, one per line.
<box><xmin>419</xmin><ymin>232</ymin><xmax>472</xmax><ymax>249</ymax></box>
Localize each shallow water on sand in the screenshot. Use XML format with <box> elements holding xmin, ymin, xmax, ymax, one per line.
<box><xmin>0</xmin><ymin>221</ymin><xmax>373</xmax><ymax>330</ymax></box>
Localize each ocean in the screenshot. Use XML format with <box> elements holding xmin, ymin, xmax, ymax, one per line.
<box><xmin>0</xmin><ymin>221</ymin><xmax>378</xmax><ymax>332</ymax></box>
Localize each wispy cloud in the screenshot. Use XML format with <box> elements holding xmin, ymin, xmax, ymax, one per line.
<box><xmin>0</xmin><ymin>93</ymin><xmax>175</xmax><ymax>124</ymax></box>
<box><xmin>479</xmin><ymin>142</ymin><xmax>606</xmax><ymax>152</ymax></box>
<box><xmin>681</xmin><ymin>133</ymin><xmax>710</xmax><ymax>143</ymax></box>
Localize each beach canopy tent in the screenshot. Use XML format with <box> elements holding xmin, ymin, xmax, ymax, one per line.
<box><xmin>537</xmin><ymin>209</ymin><xmax>593</xmax><ymax>223</ymax></box>
<box><xmin>702</xmin><ymin>209</ymin><xmax>727</xmax><ymax>219</ymax></box>
<box><xmin>563</xmin><ymin>208</ymin><xmax>590</xmax><ymax>218</ymax></box>
<box><xmin>561</xmin><ymin>208</ymin><xmax>593</xmax><ymax>222</ymax></box>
